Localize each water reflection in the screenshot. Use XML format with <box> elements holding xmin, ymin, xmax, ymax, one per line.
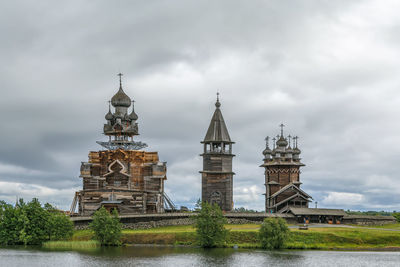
<box><xmin>1</xmin><ymin>246</ymin><xmax>400</xmax><ymax>267</ymax></box>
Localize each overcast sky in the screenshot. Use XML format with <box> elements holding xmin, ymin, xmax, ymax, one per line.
<box><xmin>1</xmin><ymin>0</ymin><xmax>400</xmax><ymax>211</ymax></box>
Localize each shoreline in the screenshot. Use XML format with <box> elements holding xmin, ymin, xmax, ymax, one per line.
<box><xmin>4</xmin><ymin>243</ymin><xmax>400</xmax><ymax>252</ymax></box>
<box><xmin>3</xmin><ymin>223</ymin><xmax>399</xmax><ymax>251</ymax></box>
<box><xmin>123</xmin><ymin>243</ymin><xmax>400</xmax><ymax>252</ymax></box>
<box><xmin>39</xmin><ymin>223</ymin><xmax>400</xmax><ymax>251</ymax></box>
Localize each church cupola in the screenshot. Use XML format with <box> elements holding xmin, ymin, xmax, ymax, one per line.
<box><xmin>129</xmin><ymin>101</ymin><xmax>139</xmax><ymax>121</ymax></box>
<box><xmin>292</xmin><ymin>136</ymin><xmax>301</xmax><ymax>159</ymax></box>
<box><xmin>105</xmin><ymin>102</ymin><xmax>113</xmax><ymax>121</ymax></box>
<box><xmin>111</xmin><ymin>74</ymin><xmax>131</xmax><ymax>108</ymax></box>
<box><xmin>97</xmin><ymin>73</ymin><xmax>147</xmax><ymax>151</ymax></box>
<box><xmin>263</xmin><ymin>137</ymin><xmax>272</xmax><ymax>159</ymax></box>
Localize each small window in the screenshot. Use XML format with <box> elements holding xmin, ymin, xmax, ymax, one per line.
<box><xmin>114</xmin><ymin>181</ymin><xmax>121</xmax><ymax>186</ymax></box>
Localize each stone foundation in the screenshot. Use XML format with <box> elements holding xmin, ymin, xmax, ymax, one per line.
<box><xmin>71</xmin><ymin>212</ymin><xmax>396</xmax><ymax>229</ymax></box>
<box><xmin>71</xmin><ymin>212</ymin><xmax>297</xmax><ymax>229</ymax></box>
<box><xmin>342</xmin><ymin>215</ymin><xmax>396</xmax><ymax>226</ymax></box>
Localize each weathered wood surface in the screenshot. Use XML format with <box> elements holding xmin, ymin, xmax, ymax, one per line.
<box><xmin>75</xmin><ymin>149</ymin><xmax>167</xmax><ymax>216</ymax></box>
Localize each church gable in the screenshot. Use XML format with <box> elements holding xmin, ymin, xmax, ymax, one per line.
<box><xmin>104</xmin><ymin>160</ymin><xmax>129</xmax><ymax>177</ymax></box>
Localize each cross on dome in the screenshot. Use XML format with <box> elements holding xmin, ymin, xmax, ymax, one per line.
<box><xmin>118</xmin><ymin>73</ymin><xmax>123</xmax><ymax>87</ymax></box>
<box><xmin>215</xmin><ymin>91</ymin><xmax>221</xmax><ymax>108</ymax></box>
<box><xmin>279</xmin><ymin>123</ymin><xmax>285</xmax><ymax>137</ymax></box>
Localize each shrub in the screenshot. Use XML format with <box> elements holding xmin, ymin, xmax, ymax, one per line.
<box><xmin>195</xmin><ymin>202</ymin><xmax>228</xmax><ymax>247</ymax></box>
<box><xmin>259</xmin><ymin>217</ymin><xmax>289</xmax><ymax>249</ymax></box>
<box><xmin>89</xmin><ymin>207</ymin><xmax>122</xmax><ymax>246</ymax></box>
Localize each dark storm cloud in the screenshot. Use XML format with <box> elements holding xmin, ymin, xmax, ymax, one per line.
<box><xmin>1</xmin><ymin>0</ymin><xmax>400</xmax><ymax>210</ymax></box>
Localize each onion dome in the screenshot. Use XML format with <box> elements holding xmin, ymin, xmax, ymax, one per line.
<box><xmin>293</xmin><ymin>136</ymin><xmax>301</xmax><ymax>154</ymax></box>
<box><xmin>263</xmin><ymin>147</ymin><xmax>272</xmax><ymax>156</ymax></box>
<box><xmin>111</xmin><ymin>87</ymin><xmax>131</xmax><ymax>107</ymax></box>
<box><xmin>263</xmin><ymin>136</ymin><xmax>271</xmax><ymax>156</ymax></box>
<box><xmin>105</xmin><ymin>109</ymin><xmax>113</xmax><ymax>120</ymax></box>
<box><xmin>293</xmin><ymin>147</ymin><xmax>301</xmax><ymax>154</ymax></box>
<box><xmin>129</xmin><ymin>102</ymin><xmax>138</xmax><ymax>120</ymax></box>
<box><xmin>276</xmin><ymin>136</ymin><xmax>288</xmax><ymax>147</ymax></box>
<box><xmin>129</xmin><ymin>109</ymin><xmax>138</xmax><ymax>121</ymax></box>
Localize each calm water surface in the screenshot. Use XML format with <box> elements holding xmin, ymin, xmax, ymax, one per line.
<box><xmin>0</xmin><ymin>246</ymin><xmax>399</xmax><ymax>267</ymax></box>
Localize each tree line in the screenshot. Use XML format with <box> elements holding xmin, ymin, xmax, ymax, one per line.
<box><xmin>195</xmin><ymin>202</ymin><xmax>289</xmax><ymax>249</ymax></box>
<box><xmin>346</xmin><ymin>210</ymin><xmax>400</xmax><ymax>221</ymax></box>
<box><xmin>0</xmin><ymin>198</ymin><xmax>73</xmax><ymax>245</ymax></box>
<box><xmin>0</xmin><ymin>198</ymin><xmax>290</xmax><ymax>249</ymax></box>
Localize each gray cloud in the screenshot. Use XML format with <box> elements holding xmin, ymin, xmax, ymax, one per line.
<box><xmin>1</xmin><ymin>0</ymin><xmax>400</xmax><ymax>211</ymax></box>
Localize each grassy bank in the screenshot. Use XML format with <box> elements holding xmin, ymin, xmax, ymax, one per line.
<box><xmin>287</xmin><ymin>227</ymin><xmax>400</xmax><ymax>249</ymax></box>
<box><xmin>43</xmin><ymin>240</ymin><xmax>100</xmax><ymax>250</ymax></box>
<box><xmin>69</xmin><ymin>224</ymin><xmax>400</xmax><ymax>250</ymax></box>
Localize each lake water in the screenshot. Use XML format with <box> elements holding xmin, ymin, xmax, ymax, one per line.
<box><xmin>0</xmin><ymin>246</ymin><xmax>399</xmax><ymax>267</ymax></box>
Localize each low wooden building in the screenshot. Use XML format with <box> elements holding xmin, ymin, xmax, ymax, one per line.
<box><xmin>71</xmin><ymin>74</ymin><xmax>168</xmax><ymax>216</ymax></box>
<box><xmin>288</xmin><ymin>208</ymin><xmax>347</xmax><ymax>224</ymax></box>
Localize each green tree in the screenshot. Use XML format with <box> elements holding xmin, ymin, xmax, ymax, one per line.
<box><xmin>194</xmin><ymin>198</ymin><xmax>201</xmax><ymax>211</ymax></box>
<box><xmin>0</xmin><ymin>199</ymin><xmax>75</xmax><ymax>245</ymax></box>
<box><xmin>89</xmin><ymin>207</ymin><xmax>122</xmax><ymax>246</ymax></box>
<box><xmin>48</xmin><ymin>213</ymin><xmax>74</xmax><ymax>240</ymax></box>
<box><xmin>259</xmin><ymin>217</ymin><xmax>289</xmax><ymax>249</ymax></box>
<box><xmin>393</xmin><ymin>212</ymin><xmax>400</xmax><ymax>223</ymax></box>
<box><xmin>43</xmin><ymin>203</ymin><xmax>74</xmax><ymax>241</ymax></box>
<box><xmin>0</xmin><ymin>200</ymin><xmax>6</xmax><ymax>218</ymax></box>
<box><xmin>233</xmin><ymin>207</ymin><xmax>258</xmax><ymax>213</ymax></box>
<box><xmin>0</xmin><ymin>202</ymin><xmax>26</xmax><ymax>245</ymax></box>
<box><xmin>22</xmin><ymin>198</ymin><xmax>51</xmax><ymax>245</ymax></box>
<box><xmin>195</xmin><ymin>202</ymin><xmax>228</xmax><ymax>248</ymax></box>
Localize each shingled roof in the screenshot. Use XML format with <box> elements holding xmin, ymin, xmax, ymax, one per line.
<box><xmin>289</xmin><ymin>208</ymin><xmax>346</xmax><ymax>216</ymax></box>
<box><xmin>203</xmin><ymin>99</ymin><xmax>232</xmax><ymax>143</ymax></box>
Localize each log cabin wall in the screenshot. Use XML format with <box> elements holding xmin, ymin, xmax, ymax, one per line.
<box><xmin>77</xmin><ymin>149</ymin><xmax>167</xmax><ymax>216</ymax></box>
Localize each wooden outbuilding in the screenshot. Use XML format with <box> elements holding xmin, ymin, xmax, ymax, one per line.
<box><xmin>288</xmin><ymin>207</ymin><xmax>347</xmax><ymax>224</ymax></box>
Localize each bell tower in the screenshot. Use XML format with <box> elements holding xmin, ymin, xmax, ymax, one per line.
<box><xmin>200</xmin><ymin>94</ymin><xmax>235</xmax><ymax>211</ymax></box>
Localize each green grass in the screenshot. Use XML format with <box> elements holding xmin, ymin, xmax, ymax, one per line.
<box><xmin>352</xmin><ymin>223</ymin><xmax>400</xmax><ymax>230</ymax></box>
<box><xmin>43</xmin><ymin>240</ymin><xmax>100</xmax><ymax>250</ymax></box>
<box><xmin>123</xmin><ymin>225</ymin><xmax>196</xmax><ymax>233</ymax></box>
<box><xmin>286</xmin><ymin>227</ymin><xmax>400</xmax><ymax>249</ymax></box>
<box><xmin>69</xmin><ymin>224</ymin><xmax>400</xmax><ymax>250</ymax></box>
<box><xmin>225</xmin><ymin>224</ymin><xmax>261</xmax><ymax>231</ymax></box>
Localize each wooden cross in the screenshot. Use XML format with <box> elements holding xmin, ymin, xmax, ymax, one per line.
<box><xmin>118</xmin><ymin>73</ymin><xmax>123</xmax><ymax>86</ymax></box>
<box><xmin>279</xmin><ymin>123</ymin><xmax>285</xmax><ymax>136</ymax></box>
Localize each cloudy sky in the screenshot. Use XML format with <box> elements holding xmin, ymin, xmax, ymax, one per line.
<box><xmin>1</xmin><ymin>0</ymin><xmax>400</xmax><ymax>211</ymax></box>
